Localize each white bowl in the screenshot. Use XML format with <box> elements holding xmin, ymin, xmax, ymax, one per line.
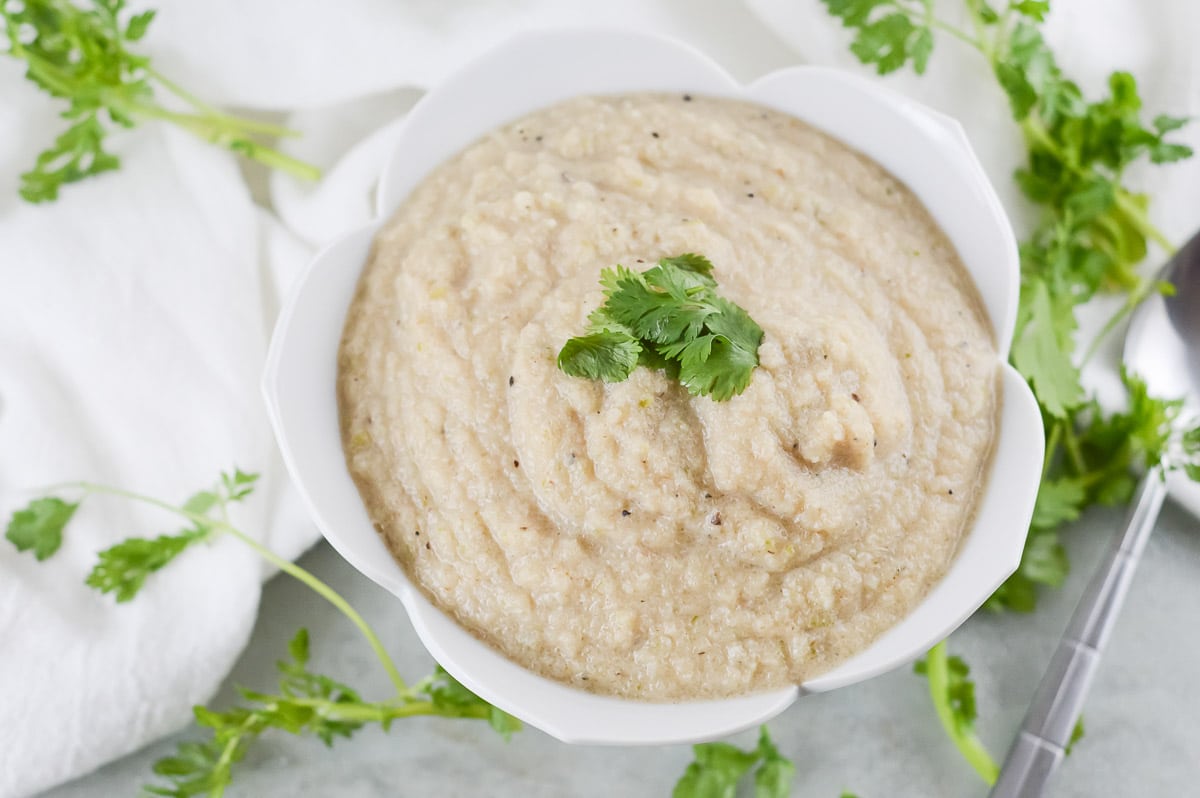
<box><xmin>263</xmin><ymin>28</ymin><xmax>1043</xmax><ymax>746</ymax></box>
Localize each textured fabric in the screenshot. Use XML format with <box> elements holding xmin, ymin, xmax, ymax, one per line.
<box><xmin>1</xmin><ymin>1</ymin><xmax>1197</xmax><ymax>795</ymax></box>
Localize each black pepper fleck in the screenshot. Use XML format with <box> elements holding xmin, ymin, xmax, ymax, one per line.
<box><xmin>414</xmin><ymin>530</ymin><xmax>420</xmax><ymax>536</ymax></box>
<box><xmin>747</xmin><ymin>192</ymin><xmax>755</xmax><ymax>198</ymax></box>
<box><xmin>508</xmin><ymin>375</ymin><xmax>514</xmax><ymax>386</ymax></box>
<box><xmin>852</xmin><ymin>392</ymin><xmax>860</xmax><ymax>402</ymax></box>
<box><xmin>621</xmin><ymin>509</ymin><xmax>631</xmax><ymax>517</ymax></box>
<box><xmin>513</xmin><ymin>460</ymin><xmax>520</xmax><ymax>468</ymax></box>
<box><xmin>425</xmin><ymin>542</ymin><xmax>431</xmax><ymax>550</ymax></box>
<box><xmin>535</xmin><ymin>135</ymin><xmax>543</xmax><ymax>142</ymax></box>
<box><xmin>651</xmin><ymin>131</ymin><xmax>659</xmax><ymax>138</ymax></box>
<box><xmin>948</xmin><ymin>489</ymin><xmax>954</xmax><ymax>495</ymax></box>
<box><xmin>682</xmin><ymin>94</ymin><xmax>692</xmax><ymax>101</ymax></box>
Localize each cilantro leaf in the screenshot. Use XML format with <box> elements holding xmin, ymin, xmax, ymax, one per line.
<box><xmin>423</xmin><ymin>666</ymin><xmax>522</xmax><ymax>739</ymax></box>
<box><xmin>821</xmin><ymin>0</ymin><xmax>935</xmax><ymax>75</ymax></box>
<box><xmin>672</xmin><ymin>725</ymin><xmax>795</xmax><ymax>798</ymax></box>
<box><xmin>557</xmin><ymin>330</ymin><xmax>641</xmax><ymax>382</ymax></box>
<box><xmin>673</xmin><ymin>742</ymin><xmax>759</xmax><ymax>798</ymax></box>
<box><xmin>5</xmin><ymin>497</ymin><xmax>80</xmax><ymax>560</ymax></box>
<box><xmin>1010</xmin><ymin>279</ymin><xmax>1083</xmax><ymax>418</ymax></box>
<box><xmin>1011</xmin><ymin>1</ymin><xmax>1049</xmax><ymax>21</ymax></box>
<box><xmin>86</xmin><ymin>526</ymin><xmax>210</xmax><ymax>602</ymax></box>
<box><xmin>220</xmin><ymin>468</ymin><xmax>260</xmax><ymax>502</ymax></box>
<box><xmin>752</xmin><ymin>726</ymin><xmax>795</xmax><ymax>798</ymax></box>
<box><xmin>659</xmin><ymin>252</ymin><xmax>716</xmax><ymax>277</ymax></box>
<box><xmin>558</xmin><ymin>255</ymin><xmax>764</xmax><ymax>400</ymax></box>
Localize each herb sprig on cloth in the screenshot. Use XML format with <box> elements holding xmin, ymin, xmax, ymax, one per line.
<box><xmin>557</xmin><ymin>254</ymin><xmax>765</xmax><ymax>401</ymax></box>
<box><xmin>5</xmin><ymin>470</ymin><xmax>519</xmax><ymax>797</ymax></box>
<box><xmin>1</xmin><ymin>0</ymin><xmax>319</xmax><ymax>202</ymax></box>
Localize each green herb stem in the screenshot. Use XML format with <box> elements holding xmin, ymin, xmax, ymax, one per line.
<box><xmin>125</xmin><ymin>103</ymin><xmax>320</xmax><ymax>180</ymax></box>
<box><xmin>285</xmin><ymin>696</ymin><xmax>492</xmax><ymax>723</ymax></box>
<box><xmin>216</xmin><ymin>523</ymin><xmax>408</xmax><ymax>696</ymax></box>
<box><xmin>1042</xmin><ymin>420</ymin><xmax>1062</xmax><ymax>480</ymax></box>
<box><xmin>924</xmin><ymin>641</ymin><xmax>1000</xmax><ymax>784</ymax></box>
<box><xmin>67</xmin><ymin>482</ymin><xmax>408</xmax><ymax>697</ymax></box>
<box><xmin>144</xmin><ymin>66</ymin><xmax>300</xmax><ymax>139</ymax></box>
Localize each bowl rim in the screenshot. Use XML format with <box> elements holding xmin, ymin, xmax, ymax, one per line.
<box><xmin>263</xmin><ymin>26</ymin><xmax>1043</xmax><ymax>745</ymax></box>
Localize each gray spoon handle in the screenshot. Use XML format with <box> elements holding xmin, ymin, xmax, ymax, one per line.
<box><xmin>988</xmin><ymin>472</ymin><xmax>1168</xmax><ymax>798</ymax></box>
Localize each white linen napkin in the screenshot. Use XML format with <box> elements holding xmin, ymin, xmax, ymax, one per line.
<box><xmin>0</xmin><ymin>67</ymin><xmax>315</xmax><ymax>798</ymax></box>
<box><xmin>2</xmin><ymin>1</ymin><xmax>1197</xmax><ymax>796</ymax></box>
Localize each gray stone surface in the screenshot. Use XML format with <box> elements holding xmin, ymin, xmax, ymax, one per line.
<box><xmin>42</xmin><ymin>501</ymin><xmax>1200</xmax><ymax>797</ymax></box>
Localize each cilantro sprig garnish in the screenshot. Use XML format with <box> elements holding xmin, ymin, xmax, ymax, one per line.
<box><xmin>557</xmin><ymin>254</ymin><xmax>765</xmax><ymax>401</ymax></box>
<box><xmin>672</xmin><ymin>725</ymin><xmax>795</xmax><ymax>798</ymax></box>
<box><xmin>5</xmin><ymin>470</ymin><xmax>519</xmax><ymax>796</ymax></box>
<box><xmin>2</xmin><ymin>0</ymin><xmax>319</xmax><ymax>202</ymax></box>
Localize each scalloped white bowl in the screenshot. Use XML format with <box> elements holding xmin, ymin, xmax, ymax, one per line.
<box><xmin>263</xmin><ymin>29</ymin><xmax>1043</xmax><ymax>746</ymax></box>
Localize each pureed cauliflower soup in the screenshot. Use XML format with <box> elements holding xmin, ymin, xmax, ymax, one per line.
<box><xmin>338</xmin><ymin>94</ymin><xmax>999</xmax><ymax>700</ymax></box>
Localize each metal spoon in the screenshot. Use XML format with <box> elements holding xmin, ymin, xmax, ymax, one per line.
<box><xmin>988</xmin><ymin>230</ymin><xmax>1200</xmax><ymax>797</ymax></box>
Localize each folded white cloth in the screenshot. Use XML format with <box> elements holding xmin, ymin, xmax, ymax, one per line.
<box><xmin>1</xmin><ymin>1</ymin><xmax>1196</xmax><ymax>796</ymax></box>
<box><xmin>0</xmin><ymin>64</ymin><xmax>314</xmax><ymax>796</ymax></box>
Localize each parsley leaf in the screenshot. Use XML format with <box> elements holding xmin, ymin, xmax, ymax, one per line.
<box><xmin>559</xmin><ymin>255</ymin><xmax>764</xmax><ymax>401</ymax></box>
<box><xmin>672</xmin><ymin>726</ymin><xmax>795</xmax><ymax>798</ymax></box>
<box><xmin>5</xmin><ymin>497</ymin><xmax>79</xmax><ymax>560</ymax></box>
<box><xmin>2</xmin><ymin>0</ymin><xmax>318</xmax><ymax>202</ymax></box>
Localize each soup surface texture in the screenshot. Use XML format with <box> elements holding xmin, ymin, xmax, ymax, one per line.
<box><xmin>338</xmin><ymin>93</ymin><xmax>999</xmax><ymax>700</ymax></box>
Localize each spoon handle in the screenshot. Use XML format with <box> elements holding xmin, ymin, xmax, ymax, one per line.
<box><xmin>988</xmin><ymin>472</ymin><xmax>1168</xmax><ymax>798</ymax></box>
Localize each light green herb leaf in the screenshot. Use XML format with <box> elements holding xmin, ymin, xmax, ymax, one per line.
<box><xmin>124</xmin><ymin>9</ymin><xmax>155</xmax><ymax>40</ymax></box>
<box><xmin>1010</xmin><ymin>280</ymin><xmax>1083</xmax><ymax>418</ymax></box>
<box><xmin>753</xmin><ymin>726</ymin><xmax>795</xmax><ymax>798</ymax></box>
<box><xmin>1011</xmin><ymin>1</ymin><xmax>1050</xmax><ymax>21</ymax></box>
<box><xmin>1065</xmin><ymin>717</ymin><xmax>1085</xmax><ymax>755</ymax></box>
<box><xmin>86</xmin><ymin>526</ymin><xmax>210</xmax><ymax>602</ymax></box>
<box><xmin>659</xmin><ymin>252</ymin><xmax>716</xmax><ymax>277</ymax></box>
<box><xmin>672</xmin><ymin>725</ymin><xmax>795</xmax><ymax>798</ymax></box>
<box><xmin>673</xmin><ymin>742</ymin><xmax>760</xmax><ymax>798</ymax></box>
<box><xmin>1030</xmin><ymin>478</ymin><xmax>1086</xmax><ymax>529</ymax></box>
<box><xmin>5</xmin><ymin>497</ymin><xmax>80</xmax><ymax>561</ymax></box>
<box><xmin>557</xmin><ymin>330</ymin><xmax>641</xmax><ymax>382</ymax></box>
<box><xmin>220</xmin><ymin>469</ymin><xmax>260</xmax><ymax>502</ymax></box>
<box><xmin>181</xmin><ymin>491</ymin><xmax>219</xmax><ymax>515</ymax></box>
